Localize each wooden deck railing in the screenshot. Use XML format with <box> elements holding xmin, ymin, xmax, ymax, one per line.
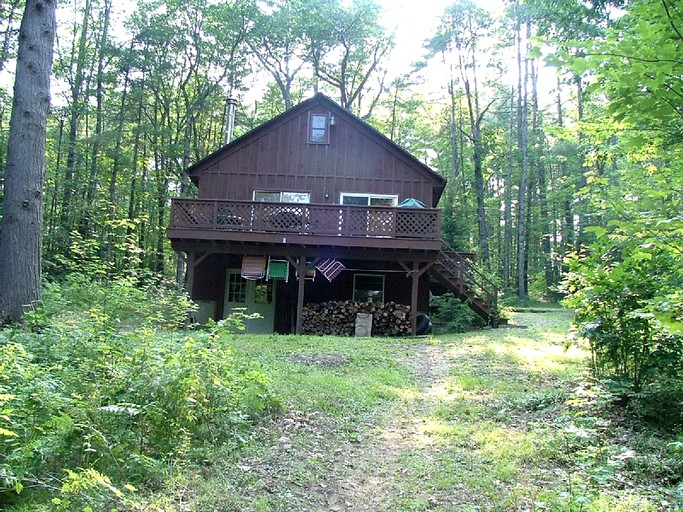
<box><xmin>169</xmin><ymin>199</ymin><xmax>441</xmax><ymax>240</ymax></box>
<box><xmin>433</xmin><ymin>241</ymin><xmax>499</xmax><ymax>325</ymax></box>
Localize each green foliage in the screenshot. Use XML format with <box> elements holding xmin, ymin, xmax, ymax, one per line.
<box><xmin>575</xmin><ymin>0</ymin><xmax>683</xmax><ymax>149</ymax></box>
<box><xmin>0</xmin><ymin>275</ymin><xmax>281</xmax><ymax>509</ymax></box>
<box><xmin>536</xmin><ymin>378</ymin><xmax>683</xmax><ymax>511</ymax></box>
<box><xmin>556</xmin><ymin>0</ymin><xmax>683</xmax><ymax>426</ymax></box>
<box><xmin>430</xmin><ymin>293</ymin><xmax>481</xmax><ymax>333</ymax></box>
<box><xmin>562</xmin><ymin>238</ymin><xmax>683</xmax><ymax>423</ymax></box>
<box><xmin>34</xmin><ymin>272</ymin><xmax>194</xmax><ymax>331</ymax></box>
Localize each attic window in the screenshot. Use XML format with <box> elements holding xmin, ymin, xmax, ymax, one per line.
<box><xmin>308</xmin><ymin>112</ymin><xmax>330</xmax><ymax>144</ymax></box>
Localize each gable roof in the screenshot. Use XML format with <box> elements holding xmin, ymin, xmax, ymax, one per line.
<box><xmin>186</xmin><ymin>93</ymin><xmax>447</xmax><ymax>203</ymax></box>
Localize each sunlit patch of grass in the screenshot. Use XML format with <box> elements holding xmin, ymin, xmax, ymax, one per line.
<box><xmin>473</xmin><ymin>424</ymin><xmax>555</xmax><ymax>465</ymax></box>
<box><xmin>392</xmin><ymin>386</ymin><xmax>421</xmax><ymax>402</ymax></box>
<box><xmin>419</xmin><ymin>417</ymin><xmax>463</xmax><ymax>439</ymax></box>
<box><xmin>432</xmin><ymin>398</ymin><xmax>489</xmax><ymax>421</ymax></box>
<box><xmin>480</xmin><ymin>334</ymin><xmax>587</xmax><ymax>380</ymax></box>
<box><xmin>225</xmin><ymin>334</ymin><xmax>419</xmax><ymax>422</ymax></box>
<box><xmin>168</xmin><ymin>312</ymin><xmax>681</xmax><ymax>511</ymax></box>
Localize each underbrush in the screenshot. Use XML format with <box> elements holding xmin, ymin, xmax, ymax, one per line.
<box><xmin>535</xmin><ymin>377</ymin><xmax>683</xmax><ymax>511</ymax></box>
<box><xmin>3</xmin><ymin>280</ymin><xmax>681</xmax><ymax>511</ymax></box>
<box><xmin>0</xmin><ymin>275</ymin><xmax>281</xmax><ymax>511</ymax></box>
<box><xmin>562</xmin><ymin>240</ymin><xmax>683</xmax><ymax>424</ymax></box>
<box><xmin>429</xmin><ymin>293</ymin><xmax>483</xmax><ymax>333</ymax></box>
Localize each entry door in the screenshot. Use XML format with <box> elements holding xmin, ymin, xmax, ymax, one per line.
<box><xmin>223</xmin><ymin>272</ymin><xmax>275</xmax><ymax>333</ymax></box>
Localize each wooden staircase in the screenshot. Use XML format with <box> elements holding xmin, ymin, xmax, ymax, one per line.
<box><xmin>429</xmin><ymin>242</ymin><xmax>500</xmax><ymax>326</ymax></box>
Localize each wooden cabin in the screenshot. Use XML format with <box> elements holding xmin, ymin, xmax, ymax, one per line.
<box><xmin>167</xmin><ymin>93</ymin><xmax>497</xmax><ymax>334</ymax></box>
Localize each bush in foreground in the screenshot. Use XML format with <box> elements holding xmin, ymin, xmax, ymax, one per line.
<box><xmin>0</xmin><ymin>275</ymin><xmax>281</xmax><ymax>510</ymax></box>
<box><xmin>562</xmin><ymin>239</ymin><xmax>683</xmax><ymax>425</ymax></box>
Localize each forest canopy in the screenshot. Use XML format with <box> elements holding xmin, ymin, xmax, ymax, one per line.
<box><xmin>0</xmin><ymin>0</ymin><xmax>662</xmax><ymax>296</ymax></box>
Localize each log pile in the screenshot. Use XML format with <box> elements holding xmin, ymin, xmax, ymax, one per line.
<box><xmin>301</xmin><ymin>300</ymin><xmax>411</xmax><ymax>336</ymax></box>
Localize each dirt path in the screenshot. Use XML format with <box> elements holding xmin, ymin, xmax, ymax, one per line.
<box><xmin>188</xmin><ymin>312</ymin><xmax>603</xmax><ymax>511</ymax></box>
<box><xmin>321</xmin><ymin>343</ymin><xmax>453</xmax><ymax>511</ymax></box>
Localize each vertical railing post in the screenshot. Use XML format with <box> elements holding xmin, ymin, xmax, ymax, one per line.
<box><xmin>341</xmin><ymin>206</ymin><xmax>350</xmax><ymax>236</ymax></box>
<box><xmin>391</xmin><ymin>207</ymin><xmax>397</xmax><ymax>238</ymax></box>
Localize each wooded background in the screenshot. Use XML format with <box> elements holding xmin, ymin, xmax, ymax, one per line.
<box><xmin>0</xmin><ymin>0</ymin><xmax>680</xmax><ymax>304</ymax></box>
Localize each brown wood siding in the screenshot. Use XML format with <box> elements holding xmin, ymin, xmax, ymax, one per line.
<box><xmin>197</xmin><ymin>106</ymin><xmax>439</xmax><ymax>207</ymax></box>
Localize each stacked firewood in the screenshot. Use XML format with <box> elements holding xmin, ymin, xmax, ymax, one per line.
<box><xmin>301</xmin><ymin>300</ymin><xmax>411</xmax><ymax>336</ymax></box>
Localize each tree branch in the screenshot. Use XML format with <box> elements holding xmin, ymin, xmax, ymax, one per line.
<box><xmin>661</xmin><ymin>0</ymin><xmax>683</xmax><ymax>42</ymax></box>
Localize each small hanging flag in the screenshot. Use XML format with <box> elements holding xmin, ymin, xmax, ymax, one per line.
<box><xmin>316</xmin><ymin>258</ymin><xmax>345</xmax><ymax>282</ymax></box>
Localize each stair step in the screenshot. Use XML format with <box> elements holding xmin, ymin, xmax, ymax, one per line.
<box><xmin>431</xmin><ymin>244</ymin><xmax>500</xmax><ymax>326</ymax></box>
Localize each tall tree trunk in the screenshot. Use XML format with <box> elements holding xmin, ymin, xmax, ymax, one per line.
<box><xmin>0</xmin><ymin>0</ymin><xmax>56</xmax><ymax>323</ymax></box>
<box><xmin>463</xmin><ymin>59</ymin><xmax>490</xmax><ymax>265</ymax></box>
<box><xmin>532</xmin><ymin>59</ymin><xmax>553</xmax><ymax>296</ymax></box>
<box><xmin>155</xmin><ymin>173</ymin><xmax>168</xmax><ymax>276</ymax></box>
<box><xmin>556</xmin><ymin>75</ymin><xmax>563</xmax><ymax>128</ymax></box>
<box><xmin>60</xmin><ymin>0</ymin><xmax>92</xmax><ymax>242</ymax></box>
<box><xmin>449</xmin><ymin>77</ymin><xmax>459</xmax><ymax>180</ymax></box>
<box><xmin>106</xmin><ymin>54</ymin><xmax>131</xmax><ymax>267</ymax></box>
<box><xmin>472</xmin><ymin>119</ymin><xmax>490</xmax><ymax>265</ymax></box>
<box><xmin>516</xmin><ymin>17</ymin><xmax>529</xmax><ymax>300</ymax></box>
<box><xmin>46</xmin><ymin>114</ymin><xmax>65</xmax><ymax>255</ymax></box>
<box><xmin>503</xmin><ymin>86</ymin><xmax>515</xmax><ymax>291</ymax></box>
<box><xmin>574</xmin><ymin>75</ymin><xmax>587</xmax><ymax>251</ymax></box>
<box><xmin>390</xmin><ymin>83</ymin><xmax>399</xmax><ymax>141</ymax></box>
<box><xmin>83</xmin><ymin>0</ymin><xmax>111</xmax><ymax>240</ymax></box>
<box><xmin>554</xmin><ymin>77</ymin><xmax>574</xmax><ymax>260</ymax></box>
<box><xmin>126</xmin><ymin>88</ymin><xmax>145</xmax><ymax>266</ymax></box>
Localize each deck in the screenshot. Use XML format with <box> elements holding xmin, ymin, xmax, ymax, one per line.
<box><xmin>167</xmin><ymin>199</ymin><xmax>443</xmax><ymax>251</ymax></box>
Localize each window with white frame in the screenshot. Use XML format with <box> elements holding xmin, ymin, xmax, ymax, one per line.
<box><xmin>353</xmin><ymin>274</ymin><xmax>385</xmax><ymax>303</ymax></box>
<box><xmin>340</xmin><ymin>193</ymin><xmax>398</xmax><ymax>207</ymax></box>
<box><xmin>253</xmin><ymin>190</ymin><xmax>310</xmax><ymax>203</ymax></box>
<box><xmin>226</xmin><ymin>273</ymin><xmax>247</xmax><ymax>303</ymax></box>
<box><xmin>308</xmin><ymin>112</ymin><xmax>330</xmax><ymax>144</ymax></box>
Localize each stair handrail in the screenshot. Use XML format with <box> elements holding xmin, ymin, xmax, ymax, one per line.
<box><xmin>438</xmin><ymin>241</ymin><xmax>499</xmax><ymax>318</ymax></box>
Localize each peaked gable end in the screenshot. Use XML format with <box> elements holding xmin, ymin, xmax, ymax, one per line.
<box><xmin>187</xmin><ymin>94</ymin><xmax>446</xmax><ymax>207</ymax></box>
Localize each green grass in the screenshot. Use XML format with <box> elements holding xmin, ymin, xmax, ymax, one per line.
<box><xmin>11</xmin><ymin>280</ymin><xmax>679</xmax><ymax>511</ymax></box>
<box><xmin>167</xmin><ymin>309</ymin><xmax>682</xmax><ymax>511</ymax></box>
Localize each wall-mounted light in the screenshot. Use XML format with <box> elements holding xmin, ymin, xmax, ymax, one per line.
<box><xmin>329</xmin><ymin>115</ymin><xmax>336</xmax><ymax>126</ymax></box>
<box><xmin>324</xmin><ymin>190</ymin><xmax>330</xmax><ymax>199</ymax></box>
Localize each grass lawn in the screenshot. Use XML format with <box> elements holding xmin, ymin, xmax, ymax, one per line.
<box><xmin>160</xmin><ymin>310</ymin><xmax>681</xmax><ymax>511</ymax></box>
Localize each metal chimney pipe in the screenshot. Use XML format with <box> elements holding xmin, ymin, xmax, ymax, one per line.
<box><xmin>225</xmin><ymin>97</ymin><xmax>237</xmax><ymax>144</ymax></box>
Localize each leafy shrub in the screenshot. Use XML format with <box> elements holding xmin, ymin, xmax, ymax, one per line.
<box><xmin>33</xmin><ymin>273</ymin><xmax>195</xmax><ymax>331</ymax></box>
<box><xmin>629</xmin><ymin>376</ymin><xmax>683</xmax><ymax>426</ymax></box>
<box><xmin>0</xmin><ymin>275</ymin><xmax>281</xmax><ymax>509</ymax></box>
<box><xmin>429</xmin><ymin>293</ymin><xmax>481</xmax><ymax>333</ymax></box>
<box><xmin>562</xmin><ymin>238</ymin><xmax>683</xmax><ymax>423</ymax></box>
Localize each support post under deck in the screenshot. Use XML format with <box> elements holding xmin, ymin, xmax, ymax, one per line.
<box><xmin>295</xmin><ymin>256</ymin><xmax>307</xmax><ymax>334</ymax></box>
<box><xmin>410</xmin><ymin>261</ymin><xmax>420</xmax><ymax>336</ymax></box>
